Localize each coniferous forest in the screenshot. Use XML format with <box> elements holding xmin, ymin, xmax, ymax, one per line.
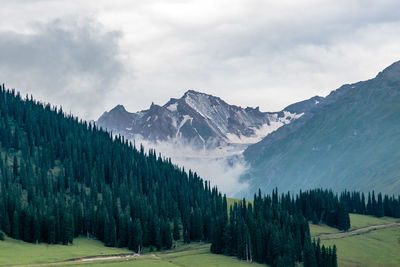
<box><xmin>0</xmin><ymin>85</ymin><xmax>398</xmax><ymax>266</ymax></box>
<box><xmin>0</xmin><ymin>85</ymin><xmax>224</xmax><ymax>250</ymax></box>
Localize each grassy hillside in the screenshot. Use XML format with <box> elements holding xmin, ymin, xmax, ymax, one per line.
<box><xmin>348</xmin><ymin>214</ymin><xmax>399</xmax><ymax>230</ymax></box>
<box><xmin>309</xmin><ymin>223</ymin><xmax>340</xmax><ymax>237</ymax></box>
<box><xmin>321</xmin><ymin>227</ymin><xmax>400</xmax><ymax>267</ymax></box>
<box><xmin>310</xmin><ymin>214</ymin><xmax>400</xmax><ymax>267</ymax></box>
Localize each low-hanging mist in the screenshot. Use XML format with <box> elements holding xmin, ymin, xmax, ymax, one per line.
<box><xmin>134</xmin><ymin>137</ymin><xmax>249</xmax><ymax>197</ymax></box>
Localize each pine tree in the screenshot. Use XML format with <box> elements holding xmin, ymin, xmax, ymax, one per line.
<box><xmin>32</xmin><ymin>213</ymin><xmax>40</xmax><ymax>244</ymax></box>
<box><xmin>132</xmin><ymin>219</ymin><xmax>143</xmax><ymax>253</ymax></box>
<box><xmin>376</xmin><ymin>193</ymin><xmax>384</xmax><ymax>218</ymax></box>
<box><xmin>173</xmin><ymin>218</ymin><xmax>180</xmax><ymax>241</ymax></box>
<box><xmin>2</xmin><ymin>213</ymin><xmax>11</xmax><ymax>236</ymax></box>
<box><xmin>332</xmin><ymin>245</ymin><xmax>338</xmax><ymax>267</ymax></box>
<box><xmin>104</xmin><ymin>215</ymin><xmax>116</xmax><ymax>247</ymax></box>
<box><xmin>367</xmin><ymin>192</ymin><xmax>373</xmax><ymax>215</ymax></box>
<box><xmin>63</xmin><ymin>213</ymin><xmax>74</xmax><ymax>245</ymax></box>
<box><xmin>336</xmin><ymin>203</ymin><xmax>350</xmax><ymax>231</ymax></box>
<box><xmin>12</xmin><ymin>210</ymin><xmax>20</xmax><ymax>239</ymax></box>
<box><xmin>303</xmin><ymin>236</ymin><xmax>317</xmax><ymax>267</ymax></box>
<box><xmin>48</xmin><ymin>215</ymin><xmax>56</xmax><ymax>244</ymax></box>
<box><xmin>117</xmin><ymin>213</ymin><xmax>128</xmax><ymax>248</ymax></box>
<box><xmin>311</xmin><ymin>211</ymin><xmax>319</xmax><ymax>224</ymax></box>
<box><xmin>161</xmin><ymin>219</ymin><xmax>172</xmax><ymax>249</ymax></box>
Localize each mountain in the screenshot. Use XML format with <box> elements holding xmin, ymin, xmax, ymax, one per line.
<box><xmin>97</xmin><ymin>90</ymin><xmax>306</xmax><ymax>150</ymax></box>
<box><xmin>243</xmin><ymin>61</ymin><xmax>400</xmax><ymax>195</ymax></box>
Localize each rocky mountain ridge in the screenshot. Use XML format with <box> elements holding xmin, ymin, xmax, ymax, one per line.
<box><xmin>97</xmin><ymin>90</ymin><xmax>308</xmax><ymax>150</ymax></box>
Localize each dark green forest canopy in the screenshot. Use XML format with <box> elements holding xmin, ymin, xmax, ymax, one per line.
<box><xmin>0</xmin><ymin>84</ymin><xmax>223</xmax><ymax>249</ymax></box>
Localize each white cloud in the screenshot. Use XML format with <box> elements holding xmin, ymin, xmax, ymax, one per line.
<box><xmin>0</xmin><ymin>16</ymin><xmax>123</xmax><ymax>119</ymax></box>
<box><xmin>1</xmin><ymin>0</ymin><xmax>400</xmax><ymax>119</ymax></box>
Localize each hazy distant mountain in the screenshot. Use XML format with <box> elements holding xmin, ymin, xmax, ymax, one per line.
<box><xmin>243</xmin><ymin>61</ymin><xmax>400</xmax><ymax>195</ymax></box>
<box><xmin>97</xmin><ymin>90</ymin><xmax>307</xmax><ymax>150</ymax></box>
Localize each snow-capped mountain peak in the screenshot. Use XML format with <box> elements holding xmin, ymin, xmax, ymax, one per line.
<box><xmin>97</xmin><ymin>90</ymin><xmax>304</xmax><ymax>150</ymax></box>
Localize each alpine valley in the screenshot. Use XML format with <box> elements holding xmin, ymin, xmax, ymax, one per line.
<box><xmin>1</xmin><ymin>63</ymin><xmax>400</xmax><ymax>267</ymax></box>
<box><xmin>3</xmin><ymin>2</ymin><xmax>400</xmax><ymax>267</ymax></box>
<box><xmin>98</xmin><ymin>61</ymin><xmax>400</xmax><ymax>197</ymax></box>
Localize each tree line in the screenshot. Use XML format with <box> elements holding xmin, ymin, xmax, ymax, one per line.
<box><xmin>210</xmin><ymin>191</ymin><xmax>337</xmax><ymax>267</ymax></box>
<box><xmin>275</xmin><ymin>188</ymin><xmax>399</xmax><ymax>232</ymax></box>
<box><xmin>340</xmin><ymin>190</ymin><xmax>400</xmax><ymax>218</ymax></box>
<box><xmin>276</xmin><ymin>189</ymin><xmax>350</xmax><ymax>231</ymax></box>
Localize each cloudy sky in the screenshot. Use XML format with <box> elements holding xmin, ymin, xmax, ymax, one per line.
<box><xmin>1</xmin><ymin>0</ymin><xmax>400</xmax><ymax>120</ymax></box>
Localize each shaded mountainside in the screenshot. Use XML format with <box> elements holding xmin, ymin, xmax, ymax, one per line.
<box><xmin>243</xmin><ymin>61</ymin><xmax>400</xmax><ymax>196</ymax></box>
<box><xmin>97</xmin><ymin>90</ymin><xmax>306</xmax><ymax>149</ymax></box>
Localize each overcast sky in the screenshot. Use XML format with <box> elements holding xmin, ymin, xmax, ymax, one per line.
<box><xmin>1</xmin><ymin>0</ymin><xmax>400</xmax><ymax>120</ymax></box>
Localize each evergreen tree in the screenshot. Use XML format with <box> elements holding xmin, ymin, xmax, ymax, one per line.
<box><xmin>48</xmin><ymin>216</ymin><xmax>56</xmax><ymax>244</ymax></box>
<box><xmin>2</xmin><ymin>213</ymin><xmax>11</xmax><ymax>236</ymax></box>
<box><xmin>12</xmin><ymin>210</ymin><xmax>20</xmax><ymax>239</ymax></box>
<box><xmin>132</xmin><ymin>219</ymin><xmax>143</xmax><ymax>253</ymax></box>
<box><xmin>32</xmin><ymin>213</ymin><xmax>40</xmax><ymax>244</ymax></box>
<box><xmin>63</xmin><ymin>213</ymin><xmax>74</xmax><ymax>245</ymax></box>
<box><xmin>117</xmin><ymin>213</ymin><xmax>128</xmax><ymax>248</ymax></box>
<box><xmin>332</xmin><ymin>245</ymin><xmax>338</xmax><ymax>267</ymax></box>
<box><xmin>161</xmin><ymin>219</ymin><xmax>172</xmax><ymax>249</ymax></box>
<box><xmin>173</xmin><ymin>218</ymin><xmax>180</xmax><ymax>241</ymax></box>
<box><xmin>375</xmin><ymin>193</ymin><xmax>384</xmax><ymax>218</ymax></box>
<box><xmin>367</xmin><ymin>192</ymin><xmax>373</xmax><ymax>215</ymax></box>
<box><xmin>104</xmin><ymin>215</ymin><xmax>116</xmax><ymax>247</ymax></box>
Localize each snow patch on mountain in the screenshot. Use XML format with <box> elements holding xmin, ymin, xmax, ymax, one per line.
<box><xmin>225</xmin><ymin>111</ymin><xmax>303</xmax><ymax>144</ymax></box>
<box><xmin>184</xmin><ymin>91</ymin><xmax>229</xmax><ymax>134</ymax></box>
<box><xmin>167</xmin><ymin>102</ymin><xmax>178</xmax><ymax>112</ymax></box>
<box><xmin>176</xmin><ymin>115</ymin><xmax>193</xmax><ymax>138</ymax></box>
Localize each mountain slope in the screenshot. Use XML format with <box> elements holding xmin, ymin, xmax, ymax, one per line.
<box><xmin>243</xmin><ymin>61</ymin><xmax>400</xmax><ymax>195</ymax></box>
<box><xmin>97</xmin><ymin>90</ymin><xmax>305</xmax><ymax>149</ymax></box>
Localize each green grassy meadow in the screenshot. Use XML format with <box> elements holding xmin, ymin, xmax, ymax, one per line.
<box><xmin>310</xmin><ymin>214</ymin><xmax>400</xmax><ymax>267</ymax></box>
<box><xmin>0</xmin><ymin>236</ymin><xmax>131</xmax><ymax>266</ymax></box>
<box><xmin>309</xmin><ymin>223</ymin><xmax>340</xmax><ymax>237</ymax></box>
<box><xmin>348</xmin><ymin>213</ymin><xmax>399</xmax><ymax>230</ymax></box>
<box><xmin>0</xmin><ymin>237</ymin><xmax>264</xmax><ymax>267</ymax></box>
<box><xmin>321</xmin><ymin>226</ymin><xmax>400</xmax><ymax>267</ymax></box>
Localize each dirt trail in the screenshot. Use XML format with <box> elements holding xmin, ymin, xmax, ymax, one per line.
<box><xmin>316</xmin><ymin>222</ymin><xmax>400</xmax><ymax>240</ymax></box>
<box><xmin>10</xmin><ymin>253</ymin><xmax>157</xmax><ymax>267</ymax></box>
